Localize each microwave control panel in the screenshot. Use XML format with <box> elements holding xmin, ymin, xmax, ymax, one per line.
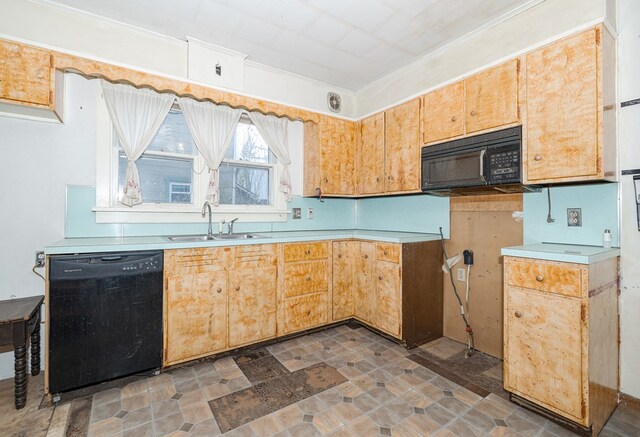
<box><xmin>489</xmin><ymin>149</ymin><xmax>520</xmax><ymax>183</ymax></box>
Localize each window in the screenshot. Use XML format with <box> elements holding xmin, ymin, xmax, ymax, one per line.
<box><xmin>95</xmin><ymin>93</ymin><xmax>296</xmax><ymax>223</ymax></box>
<box><xmin>219</xmin><ymin>117</ymin><xmax>275</xmax><ymax>206</ymax></box>
<box><xmin>115</xmin><ymin>109</ymin><xmax>196</xmax><ymax>205</ymax></box>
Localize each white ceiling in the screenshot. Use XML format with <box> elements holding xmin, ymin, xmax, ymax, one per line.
<box><xmin>46</xmin><ymin>0</ymin><xmax>538</xmax><ymax>91</ymax></box>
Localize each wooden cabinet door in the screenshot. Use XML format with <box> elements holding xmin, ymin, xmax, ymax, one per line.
<box><xmin>354</xmin><ymin>242</ymin><xmax>376</xmax><ymax>324</ymax></box>
<box><xmin>165</xmin><ymin>271</ymin><xmax>227</xmax><ymax>365</ymax></box>
<box><xmin>465</xmin><ymin>59</ymin><xmax>519</xmax><ymax>134</ymax></box>
<box><xmin>332</xmin><ymin>241</ymin><xmax>355</xmax><ymax>320</ymax></box>
<box><xmin>504</xmin><ymin>287</ymin><xmax>584</xmax><ymax>422</ymax></box>
<box><xmin>303</xmin><ymin>121</ymin><xmax>322</xmax><ymax>197</ymax></box>
<box><xmin>357</xmin><ymin>113</ymin><xmax>385</xmax><ymax>194</ymax></box>
<box><xmin>319</xmin><ymin>117</ymin><xmax>356</xmax><ymax>195</ymax></box>
<box><xmin>228</xmin><ymin>267</ymin><xmax>277</xmax><ymax>347</ymax></box>
<box><xmin>526</xmin><ymin>29</ymin><xmax>599</xmax><ymax>182</ymax></box>
<box><xmin>0</xmin><ymin>41</ymin><xmax>51</xmax><ymax>106</ymax></box>
<box><xmin>375</xmin><ymin>261</ymin><xmax>401</xmax><ymax>337</ymax></box>
<box><xmin>384</xmin><ymin>98</ymin><xmax>421</xmax><ymax>192</ymax></box>
<box><xmin>422</xmin><ymin>82</ymin><xmax>464</xmax><ymax>144</ymax></box>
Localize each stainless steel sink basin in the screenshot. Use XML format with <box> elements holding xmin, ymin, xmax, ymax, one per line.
<box><xmin>167</xmin><ymin>235</ymin><xmax>215</xmax><ymax>242</ymax></box>
<box><xmin>166</xmin><ymin>233</ymin><xmax>266</xmax><ymax>242</ymax></box>
<box><xmin>214</xmin><ymin>233</ymin><xmax>264</xmax><ymax>240</ymax></box>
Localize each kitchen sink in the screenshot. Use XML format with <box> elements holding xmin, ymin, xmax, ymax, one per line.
<box><xmin>166</xmin><ymin>233</ymin><xmax>266</xmax><ymax>242</ymax></box>
<box><xmin>166</xmin><ymin>235</ymin><xmax>216</xmax><ymax>242</ymax></box>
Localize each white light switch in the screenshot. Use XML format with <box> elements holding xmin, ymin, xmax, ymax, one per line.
<box><xmin>307</xmin><ymin>208</ymin><xmax>314</xmax><ymax>219</ymax></box>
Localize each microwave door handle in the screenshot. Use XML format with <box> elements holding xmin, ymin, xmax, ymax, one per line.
<box><xmin>479</xmin><ymin>149</ymin><xmax>487</xmax><ymax>182</ymax></box>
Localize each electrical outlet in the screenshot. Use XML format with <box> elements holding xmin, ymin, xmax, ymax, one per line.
<box><xmin>35</xmin><ymin>251</ymin><xmax>45</xmax><ymax>268</ymax></box>
<box><xmin>307</xmin><ymin>208</ymin><xmax>314</xmax><ymax>219</ymax></box>
<box><xmin>457</xmin><ymin>268</ymin><xmax>466</xmax><ymax>282</ymax></box>
<box><xmin>567</xmin><ymin>208</ymin><xmax>582</xmax><ymax>227</ymax></box>
<box><xmin>292</xmin><ymin>208</ymin><xmax>301</xmax><ymax>219</ymax></box>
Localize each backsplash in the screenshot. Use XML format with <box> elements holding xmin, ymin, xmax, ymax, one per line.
<box><xmin>355</xmin><ymin>194</ymin><xmax>450</xmax><ymax>237</ymax></box>
<box><xmin>65</xmin><ymin>186</ymin><xmax>451</xmax><ymax>238</ymax></box>
<box><xmin>523</xmin><ymin>182</ymin><xmax>619</xmax><ymax>247</ymax></box>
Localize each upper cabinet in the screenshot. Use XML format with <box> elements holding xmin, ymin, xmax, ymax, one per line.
<box><xmin>524</xmin><ymin>26</ymin><xmax>615</xmax><ymax>184</ymax></box>
<box><xmin>422</xmin><ymin>59</ymin><xmax>520</xmax><ymax>145</ymax></box>
<box><xmin>303</xmin><ymin>116</ymin><xmax>356</xmax><ymax>197</ymax></box>
<box><xmin>465</xmin><ymin>59</ymin><xmax>519</xmax><ymax>134</ymax></box>
<box><xmin>422</xmin><ymin>82</ymin><xmax>464</xmax><ymax>144</ymax></box>
<box><xmin>0</xmin><ymin>39</ymin><xmax>64</xmax><ymax>122</ymax></box>
<box><xmin>385</xmin><ymin>98</ymin><xmax>422</xmax><ymax>193</ymax></box>
<box><xmin>357</xmin><ymin>112</ymin><xmax>385</xmax><ymax>195</ymax></box>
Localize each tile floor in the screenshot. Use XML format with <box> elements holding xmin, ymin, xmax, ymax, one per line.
<box><xmin>1</xmin><ymin>323</ymin><xmax>639</xmax><ymax>436</ymax></box>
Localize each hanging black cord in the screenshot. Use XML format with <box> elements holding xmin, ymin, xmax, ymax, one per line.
<box><xmin>439</xmin><ymin>227</ymin><xmax>475</xmax><ymax>355</ymax></box>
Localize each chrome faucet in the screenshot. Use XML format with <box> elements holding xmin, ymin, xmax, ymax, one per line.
<box><xmin>228</xmin><ymin>217</ymin><xmax>239</xmax><ymax>235</ymax></box>
<box><xmin>201</xmin><ymin>201</ymin><xmax>214</xmax><ymax>240</ymax></box>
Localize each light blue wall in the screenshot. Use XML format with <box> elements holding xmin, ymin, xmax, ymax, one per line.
<box><xmin>523</xmin><ymin>183</ymin><xmax>619</xmax><ymax>247</ymax></box>
<box><xmin>66</xmin><ymin>186</ymin><xmax>450</xmax><ymax>237</ymax></box>
<box><xmin>66</xmin><ymin>186</ymin><xmax>355</xmax><ymax>238</ymax></box>
<box><xmin>355</xmin><ymin>194</ymin><xmax>450</xmax><ymax>237</ymax></box>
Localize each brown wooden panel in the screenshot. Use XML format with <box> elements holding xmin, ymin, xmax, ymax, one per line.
<box><xmin>303</xmin><ymin>121</ymin><xmax>321</xmax><ymax>197</ymax></box>
<box><xmin>0</xmin><ymin>40</ymin><xmax>51</xmax><ymax>106</ymax></box>
<box><xmin>506</xmin><ymin>258</ymin><xmax>583</xmax><ymax>298</ymax></box>
<box><xmin>357</xmin><ymin>112</ymin><xmax>385</xmax><ymax>195</ymax></box>
<box><xmin>319</xmin><ymin>117</ymin><xmax>356</xmax><ymax>195</ymax></box>
<box><xmin>165</xmin><ymin>247</ymin><xmax>230</xmax><ymax>273</ymax></box>
<box><xmin>284</xmin><ymin>260</ymin><xmax>329</xmax><ymax>298</ymax></box>
<box><xmin>232</xmin><ymin>243</ymin><xmax>277</xmax><ymax>269</ymax></box>
<box><xmin>332</xmin><ymin>241</ymin><xmax>355</xmax><ymax>321</ymax></box>
<box><xmin>354</xmin><ymin>242</ymin><xmax>376</xmax><ymax>325</ymax></box>
<box><xmin>375</xmin><ymin>261</ymin><xmax>401</xmax><ymax>338</ymax></box>
<box><xmin>450</xmin><ymin>193</ymin><xmax>522</xmax><ymax>212</ymax></box>
<box><xmin>525</xmin><ymin>28</ymin><xmax>600</xmax><ymax>182</ymax></box>
<box><xmin>376</xmin><ymin>243</ymin><xmax>400</xmax><ymax>264</ymax></box>
<box><xmin>422</xmin><ymin>81</ymin><xmax>464</xmax><ymax>144</ymax></box>
<box><xmin>384</xmin><ymin>98</ymin><xmax>421</xmax><ymax>192</ymax></box>
<box><xmin>402</xmin><ymin>241</ymin><xmax>443</xmax><ymax>348</ymax></box>
<box><xmin>165</xmin><ymin>271</ymin><xmax>227</xmax><ymax>365</ymax></box>
<box><xmin>283</xmin><ymin>241</ymin><xmax>329</xmax><ymax>262</ymax></box>
<box><xmin>465</xmin><ymin>59</ymin><xmax>519</xmax><ymax>134</ymax></box>
<box><xmin>283</xmin><ymin>292</ymin><xmax>329</xmax><ymax>334</ymax></box>
<box><xmin>504</xmin><ymin>287</ymin><xmax>584</xmax><ymax>423</ymax></box>
<box><xmin>228</xmin><ymin>267</ymin><xmax>277</xmax><ymax>347</ymax></box>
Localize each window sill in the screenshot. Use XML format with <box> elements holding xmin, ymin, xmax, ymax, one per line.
<box><xmin>92</xmin><ymin>206</ymin><xmax>290</xmax><ymax>223</ymax></box>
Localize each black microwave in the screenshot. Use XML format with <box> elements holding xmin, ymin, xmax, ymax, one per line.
<box><xmin>421</xmin><ymin>126</ymin><xmax>533</xmax><ymax>195</ymax></box>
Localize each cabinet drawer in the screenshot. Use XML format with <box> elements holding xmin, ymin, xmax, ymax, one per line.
<box><xmin>283</xmin><ymin>241</ymin><xmax>329</xmax><ymax>262</ymax></box>
<box><xmin>284</xmin><ymin>260</ymin><xmax>329</xmax><ymax>297</ymax></box>
<box><xmin>506</xmin><ymin>258</ymin><xmax>582</xmax><ymax>298</ymax></box>
<box><xmin>165</xmin><ymin>247</ymin><xmax>230</xmax><ymax>273</ymax></box>
<box><xmin>283</xmin><ymin>293</ymin><xmax>329</xmax><ymax>334</ymax></box>
<box><xmin>233</xmin><ymin>244</ymin><xmax>277</xmax><ymax>269</ymax></box>
<box><xmin>376</xmin><ymin>243</ymin><xmax>400</xmax><ymax>263</ymax></box>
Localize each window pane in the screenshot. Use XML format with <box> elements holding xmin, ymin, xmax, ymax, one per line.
<box><xmin>219</xmin><ymin>164</ymin><xmax>270</xmax><ymax>205</ymax></box>
<box><xmin>225</xmin><ymin>121</ymin><xmax>274</xmax><ymax>164</ymax></box>
<box><xmin>113</xmin><ymin>110</ymin><xmax>195</xmax><ymax>155</ymax></box>
<box><xmin>118</xmin><ymin>154</ymin><xmax>193</xmax><ymax>204</ymax></box>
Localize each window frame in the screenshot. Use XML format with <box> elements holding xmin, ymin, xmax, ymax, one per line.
<box><xmin>94</xmin><ymin>92</ymin><xmax>289</xmax><ymax>224</ymax></box>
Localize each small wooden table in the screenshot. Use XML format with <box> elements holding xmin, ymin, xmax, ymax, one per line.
<box><xmin>0</xmin><ymin>296</ymin><xmax>44</xmax><ymax>409</ymax></box>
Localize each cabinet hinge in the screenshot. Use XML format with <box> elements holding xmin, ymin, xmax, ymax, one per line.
<box><xmin>49</xmin><ymin>90</ymin><xmax>54</xmax><ymax>105</ymax></box>
<box><xmin>595</xmin><ymin>27</ymin><xmax>601</xmax><ymax>46</ymax></box>
<box><xmin>581</xmin><ymin>399</ymin><xmax>587</xmax><ymax>418</ymax></box>
<box><xmin>580</xmin><ymin>304</ymin><xmax>587</xmax><ymax>322</ymax></box>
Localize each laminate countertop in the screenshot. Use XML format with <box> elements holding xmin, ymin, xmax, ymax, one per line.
<box><xmin>501</xmin><ymin>243</ymin><xmax>619</xmax><ymax>264</ymax></box>
<box><xmin>45</xmin><ymin>229</ymin><xmax>442</xmax><ymax>255</ymax></box>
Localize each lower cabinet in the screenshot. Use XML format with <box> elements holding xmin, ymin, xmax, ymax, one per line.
<box><xmin>503</xmin><ymin>256</ymin><xmax>619</xmax><ymax>435</ymax></box>
<box><xmin>164</xmin><ymin>248</ymin><xmax>230</xmax><ymax>366</ymax></box>
<box><xmin>279</xmin><ymin>241</ymin><xmax>331</xmax><ymax>335</ymax></box>
<box><xmin>332</xmin><ymin>240</ymin><xmax>443</xmax><ymax>346</ymax></box>
<box><xmin>228</xmin><ymin>244</ymin><xmax>278</xmax><ymax>348</ymax></box>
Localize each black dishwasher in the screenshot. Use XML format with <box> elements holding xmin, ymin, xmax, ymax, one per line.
<box><xmin>48</xmin><ymin>251</ymin><xmax>163</xmax><ymax>394</ymax></box>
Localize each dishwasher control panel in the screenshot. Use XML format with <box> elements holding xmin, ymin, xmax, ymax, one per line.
<box><xmin>121</xmin><ymin>258</ymin><xmax>162</xmax><ymax>272</ymax></box>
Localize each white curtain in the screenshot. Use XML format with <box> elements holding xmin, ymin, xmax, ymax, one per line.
<box><xmin>178</xmin><ymin>97</ymin><xmax>244</xmax><ymax>205</ymax></box>
<box><xmin>247</xmin><ymin>112</ymin><xmax>292</xmax><ymax>201</ymax></box>
<box><xmin>101</xmin><ymin>80</ymin><xmax>175</xmax><ymax>206</ymax></box>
